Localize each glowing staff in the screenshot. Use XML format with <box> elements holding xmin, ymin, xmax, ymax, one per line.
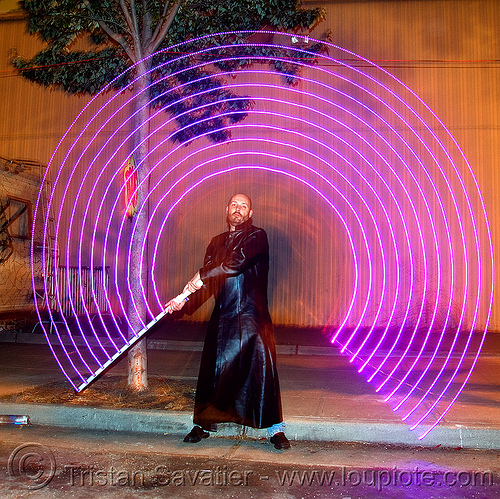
<box><xmin>76</xmin><ymin>289</ymin><xmax>190</xmax><ymax>391</ymax></box>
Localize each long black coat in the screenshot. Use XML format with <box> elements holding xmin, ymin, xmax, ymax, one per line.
<box><xmin>193</xmin><ymin>220</ymin><xmax>282</xmax><ymax>429</ymax></box>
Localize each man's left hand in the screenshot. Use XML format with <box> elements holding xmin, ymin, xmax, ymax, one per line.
<box><xmin>165</xmin><ymin>297</ymin><xmax>186</xmax><ymax>313</ymax></box>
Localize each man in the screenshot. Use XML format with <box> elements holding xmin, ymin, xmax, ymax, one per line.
<box><xmin>166</xmin><ymin>193</ymin><xmax>289</xmax><ymax>449</ymax></box>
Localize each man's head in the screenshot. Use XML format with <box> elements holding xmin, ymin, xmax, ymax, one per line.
<box><xmin>226</xmin><ymin>193</ymin><xmax>253</xmax><ymax>230</ymax></box>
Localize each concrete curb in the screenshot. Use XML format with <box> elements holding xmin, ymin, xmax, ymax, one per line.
<box><xmin>1</xmin><ymin>332</ymin><xmax>318</xmax><ymax>355</ymax></box>
<box><xmin>0</xmin><ymin>401</ymin><xmax>498</xmax><ymax>451</ymax></box>
<box><xmin>1</xmin><ymin>332</ymin><xmax>311</xmax><ymax>355</ymax></box>
<box><xmin>5</xmin><ymin>332</ymin><xmax>499</xmax><ymax>358</ymax></box>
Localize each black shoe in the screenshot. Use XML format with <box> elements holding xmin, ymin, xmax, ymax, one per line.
<box><xmin>270</xmin><ymin>432</ymin><xmax>290</xmax><ymax>450</ymax></box>
<box><xmin>183</xmin><ymin>425</ymin><xmax>209</xmax><ymax>443</ymax></box>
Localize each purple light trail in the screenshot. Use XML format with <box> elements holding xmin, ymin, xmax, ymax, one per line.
<box><xmin>31</xmin><ymin>32</ymin><xmax>493</xmax><ymax>439</ymax></box>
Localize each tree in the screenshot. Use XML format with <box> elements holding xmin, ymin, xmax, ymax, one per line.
<box><xmin>13</xmin><ymin>0</ymin><xmax>326</xmax><ymax>391</ymax></box>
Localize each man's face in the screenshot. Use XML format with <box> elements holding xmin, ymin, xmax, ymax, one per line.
<box><xmin>226</xmin><ymin>194</ymin><xmax>253</xmax><ymax>230</ymax></box>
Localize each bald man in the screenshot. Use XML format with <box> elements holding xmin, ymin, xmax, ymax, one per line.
<box><xmin>166</xmin><ymin>194</ymin><xmax>289</xmax><ymax>449</ymax></box>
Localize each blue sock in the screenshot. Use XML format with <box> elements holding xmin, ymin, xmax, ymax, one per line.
<box><xmin>267</xmin><ymin>422</ymin><xmax>286</xmax><ymax>437</ymax></box>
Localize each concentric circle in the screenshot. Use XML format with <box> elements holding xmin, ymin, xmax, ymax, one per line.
<box><xmin>31</xmin><ymin>32</ymin><xmax>494</xmax><ymax>439</ymax></box>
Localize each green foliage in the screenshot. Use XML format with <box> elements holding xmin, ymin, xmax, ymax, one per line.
<box><xmin>13</xmin><ymin>47</ymin><xmax>129</xmax><ymax>94</ymax></box>
<box><xmin>13</xmin><ymin>0</ymin><xmax>327</xmax><ymax>143</ymax></box>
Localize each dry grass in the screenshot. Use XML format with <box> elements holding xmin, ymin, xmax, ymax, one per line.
<box><xmin>3</xmin><ymin>376</ymin><xmax>196</xmax><ymax>411</ymax></box>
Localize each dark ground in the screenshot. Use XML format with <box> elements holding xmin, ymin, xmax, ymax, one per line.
<box><xmin>1</xmin><ymin>425</ymin><xmax>499</xmax><ymax>498</ymax></box>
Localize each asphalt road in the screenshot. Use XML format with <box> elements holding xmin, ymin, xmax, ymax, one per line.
<box><xmin>0</xmin><ymin>425</ymin><xmax>499</xmax><ymax>498</ymax></box>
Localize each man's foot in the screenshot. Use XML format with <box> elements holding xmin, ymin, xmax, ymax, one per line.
<box><xmin>270</xmin><ymin>432</ymin><xmax>290</xmax><ymax>450</ymax></box>
<box><xmin>183</xmin><ymin>425</ymin><xmax>209</xmax><ymax>443</ymax></box>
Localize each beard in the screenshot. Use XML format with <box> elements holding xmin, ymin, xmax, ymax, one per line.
<box><xmin>227</xmin><ymin>212</ymin><xmax>248</xmax><ymax>226</ymax></box>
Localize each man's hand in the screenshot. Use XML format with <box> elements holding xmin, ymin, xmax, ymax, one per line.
<box><xmin>183</xmin><ymin>271</ymin><xmax>204</xmax><ymax>294</ymax></box>
<box><xmin>164</xmin><ymin>296</ymin><xmax>187</xmax><ymax>313</ymax></box>
<box><xmin>164</xmin><ymin>273</ymin><xmax>203</xmax><ymax>314</ymax></box>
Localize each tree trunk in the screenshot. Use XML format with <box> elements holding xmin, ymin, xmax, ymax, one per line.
<box><xmin>127</xmin><ymin>60</ymin><xmax>151</xmax><ymax>391</ymax></box>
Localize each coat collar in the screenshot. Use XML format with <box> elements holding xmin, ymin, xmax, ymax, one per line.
<box><xmin>228</xmin><ymin>219</ymin><xmax>253</xmax><ymax>234</ymax></box>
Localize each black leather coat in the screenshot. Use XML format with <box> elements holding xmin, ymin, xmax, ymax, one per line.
<box><xmin>193</xmin><ymin>219</ymin><xmax>282</xmax><ymax>429</ymax></box>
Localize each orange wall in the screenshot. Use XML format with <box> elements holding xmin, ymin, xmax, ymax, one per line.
<box><xmin>1</xmin><ymin>1</ymin><xmax>499</xmax><ymax>330</ymax></box>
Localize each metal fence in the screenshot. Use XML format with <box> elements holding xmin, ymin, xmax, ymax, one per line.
<box><xmin>53</xmin><ymin>266</ymin><xmax>110</xmax><ymax>317</ymax></box>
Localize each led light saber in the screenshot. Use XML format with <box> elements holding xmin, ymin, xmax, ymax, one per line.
<box><xmin>75</xmin><ymin>289</ymin><xmax>192</xmax><ymax>391</ymax></box>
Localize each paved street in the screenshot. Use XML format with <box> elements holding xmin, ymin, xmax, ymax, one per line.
<box><xmin>0</xmin><ymin>334</ymin><xmax>499</xmax><ymax>497</ymax></box>
<box><xmin>1</xmin><ymin>425</ymin><xmax>499</xmax><ymax>498</ymax></box>
<box><xmin>0</xmin><ymin>338</ymin><xmax>499</xmax><ymax>449</ymax></box>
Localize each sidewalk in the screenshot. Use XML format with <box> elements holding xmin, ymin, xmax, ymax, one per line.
<box><xmin>0</xmin><ymin>326</ymin><xmax>499</xmax><ymax>451</ymax></box>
